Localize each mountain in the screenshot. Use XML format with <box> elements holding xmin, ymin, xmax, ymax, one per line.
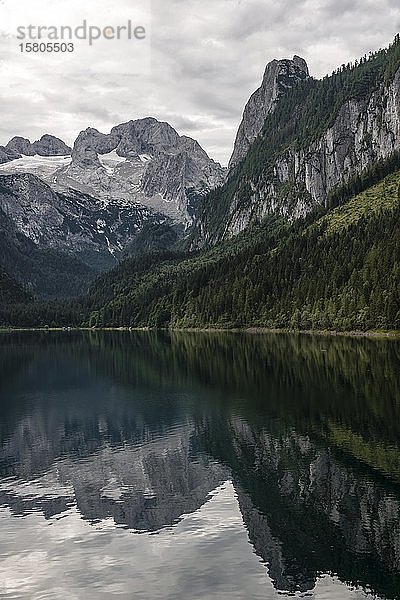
<box><xmin>229</xmin><ymin>55</ymin><xmax>309</xmax><ymax>170</ymax></box>
<box><xmin>80</xmin><ymin>166</ymin><xmax>399</xmax><ymax>331</ymax></box>
<box><xmin>6</xmin><ymin>134</ymin><xmax>72</xmax><ymax>157</ymax></box>
<box><xmin>1</xmin><ymin>135</ymin><xmax>72</xmax><ymax>164</ymax></box>
<box><xmin>6</xmin><ymin>163</ymin><xmax>398</xmax><ymax>328</ymax></box>
<box><xmin>0</xmin><ymin>145</ymin><xmax>21</xmax><ymax>165</ymax></box>
<box><xmin>0</xmin><ymin>118</ymin><xmax>225</xmax><ymax>225</ymax></box>
<box><xmin>75</xmin><ymin>38</ymin><xmax>400</xmax><ymax>332</ymax></box>
<box><xmin>58</xmin><ymin>118</ymin><xmax>225</xmax><ymax>224</ymax></box>
<box><xmin>0</xmin><ymin>172</ymin><xmax>180</xmax><ymax>297</ymax></box>
<box><xmin>0</xmin><ymin>119</ymin><xmax>225</xmax><ymax>297</ymax></box>
<box><xmin>194</xmin><ymin>36</ymin><xmax>400</xmax><ymax>246</ymax></box>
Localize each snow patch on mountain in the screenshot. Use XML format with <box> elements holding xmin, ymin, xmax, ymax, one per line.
<box><xmin>0</xmin><ymin>155</ymin><xmax>72</xmax><ymax>183</ymax></box>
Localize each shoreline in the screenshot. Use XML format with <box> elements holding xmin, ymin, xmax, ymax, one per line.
<box><xmin>0</xmin><ymin>326</ymin><xmax>399</xmax><ymax>339</ymax></box>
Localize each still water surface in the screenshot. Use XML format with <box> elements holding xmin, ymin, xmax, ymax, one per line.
<box><xmin>1</xmin><ymin>331</ymin><xmax>400</xmax><ymax>599</ymax></box>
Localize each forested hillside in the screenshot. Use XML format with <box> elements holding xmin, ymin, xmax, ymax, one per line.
<box><xmin>0</xmin><ymin>204</ymin><xmax>96</xmax><ymax>299</ymax></box>
<box><xmin>0</xmin><ymin>267</ymin><xmax>33</xmax><ymax>305</ymax></box>
<box><xmin>85</xmin><ymin>169</ymin><xmax>400</xmax><ymax>331</ymax></box>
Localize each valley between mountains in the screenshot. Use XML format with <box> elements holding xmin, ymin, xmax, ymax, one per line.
<box><xmin>1</xmin><ymin>36</ymin><xmax>400</xmax><ymax>331</ymax></box>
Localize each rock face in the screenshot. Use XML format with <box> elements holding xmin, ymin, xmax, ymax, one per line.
<box><xmin>59</xmin><ymin>117</ymin><xmax>226</xmax><ymax>223</ymax></box>
<box><xmin>225</xmin><ymin>67</ymin><xmax>400</xmax><ymax>238</ymax></box>
<box><xmin>0</xmin><ymin>145</ymin><xmax>21</xmax><ymax>165</ymax></box>
<box><xmin>1</xmin><ymin>119</ymin><xmax>225</xmax><ymax>225</ymax></box>
<box><xmin>228</xmin><ymin>56</ymin><xmax>309</xmax><ymax>170</ymax></box>
<box><xmin>32</xmin><ymin>134</ymin><xmax>72</xmax><ymax>156</ymax></box>
<box><xmin>0</xmin><ymin>118</ymin><xmax>225</xmax><ymax>295</ymax></box>
<box><xmin>0</xmin><ymin>172</ymin><xmax>174</xmax><ymax>264</ymax></box>
<box><xmin>5</xmin><ymin>135</ymin><xmax>71</xmax><ymax>157</ymax></box>
<box><xmin>5</xmin><ymin>136</ymin><xmax>33</xmax><ymax>156</ymax></box>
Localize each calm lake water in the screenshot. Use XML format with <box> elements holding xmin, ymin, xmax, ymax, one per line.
<box><xmin>1</xmin><ymin>331</ymin><xmax>400</xmax><ymax>599</ymax></box>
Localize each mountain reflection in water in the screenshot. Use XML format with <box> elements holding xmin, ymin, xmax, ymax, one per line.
<box><xmin>0</xmin><ymin>331</ymin><xmax>399</xmax><ymax>599</ymax></box>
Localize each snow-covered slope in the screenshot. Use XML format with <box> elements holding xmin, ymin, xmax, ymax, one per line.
<box><xmin>0</xmin><ymin>154</ymin><xmax>72</xmax><ymax>183</ymax></box>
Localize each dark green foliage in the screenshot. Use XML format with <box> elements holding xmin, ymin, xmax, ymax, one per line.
<box><xmin>384</xmin><ymin>33</ymin><xmax>400</xmax><ymax>82</ymax></box>
<box><xmin>0</xmin><ymin>299</ymin><xmax>83</xmax><ymax>329</ymax></box>
<box><xmin>84</xmin><ymin>217</ymin><xmax>286</xmax><ymax>328</ymax></box>
<box><xmin>0</xmin><ymin>267</ymin><xmax>33</xmax><ymax>305</ymax></box>
<box><xmin>121</xmin><ymin>221</ymin><xmax>181</xmax><ymax>258</ymax></box>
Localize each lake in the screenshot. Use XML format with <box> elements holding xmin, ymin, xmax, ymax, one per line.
<box><xmin>0</xmin><ymin>330</ymin><xmax>400</xmax><ymax>599</ymax></box>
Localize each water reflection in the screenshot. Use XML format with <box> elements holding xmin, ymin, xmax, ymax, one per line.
<box><xmin>0</xmin><ymin>331</ymin><xmax>399</xmax><ymax>599</ymax></box>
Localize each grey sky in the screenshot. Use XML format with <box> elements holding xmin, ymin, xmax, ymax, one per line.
<box><xmin>0</xmin><ymin>0</ymin><xmax>399</xmax><ymax>165</ymax></box>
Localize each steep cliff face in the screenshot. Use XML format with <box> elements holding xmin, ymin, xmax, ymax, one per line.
<box><xmin>59</xmin><ymin>117</ymin><xmax>226</xmax><ymax>224</ymax></box>
<box><xmin>195</xmin><ymin>38</ymin><xmax>400</xmax><ymax>245</ymax></box>
<box><xmin>225</xmin><ymin>69</ymin><xmax>400</xmax><ymax>238</ymax></box>
<box><xmin>229</xmin><ymin>56</ymin><xmax>309</xmax><ymax>170</ymax></box>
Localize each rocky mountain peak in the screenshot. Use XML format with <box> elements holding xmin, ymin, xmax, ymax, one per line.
<box><xmin>111</xmin><ymin>118</ymin><xmax>181</xmax><ymax>157</ymax></box>
<box><xmin>71</xmin><ymin>118</ymin><xmax>187</xmax><ymax>168</ymax></box>
<box><xmin>6</xmin><ymin>136</ymin><xmax>34</xmax><ymax>156</ymax></box>
<box><xmin>0</xmin><ymin>117</ymin><xmax>225</xmax><ymax>236</ymax></box>
<box><xmin>228</xmin><ymin>55</ymin><xmax>309</xmax><ymax>170</ymax></box>
<box><xmin>59</xmin><ymin>117</ymin><xmax>226</xmax><ymax>224</ymax></box>
<box><xmin>292</xmin><ymin>55</ymin><xmax>309</xmax><ymax>74</ymax></box>
<box><xmin>71</xmin><ymin>128</ymin><xmax>117</xmax><ymax>168</ymax></box>
<box><xmin>32</xmin><ymin>134</ymin><xmax>72</xmax><ymax>156</ymax></box>
<box><xmin>5</xmin><ymin>134</ymin><xmax>71</xmax><ymax>158</ymax></box>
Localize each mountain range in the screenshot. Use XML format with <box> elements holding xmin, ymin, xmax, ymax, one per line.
<box><xmin>0</xmin><ymin>35</ymin><xmax>400</xmax><ymax>330</ymax></box>
<box><xmin>0</xmin><ymin>118</ymin><xmax>225</xmax><ymax>296</ymax></box>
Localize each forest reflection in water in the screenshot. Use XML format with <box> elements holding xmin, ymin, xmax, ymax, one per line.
<box><xmin>0</xmin><ymin>330</ymin><xmax>399</xmax><ymax>599</ymax></box>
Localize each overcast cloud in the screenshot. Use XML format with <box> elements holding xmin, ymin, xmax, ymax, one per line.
<box><xmin>0</xmin><ymin>0</ymin><xmax>400</xmax><ymax>165</ymax></box>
